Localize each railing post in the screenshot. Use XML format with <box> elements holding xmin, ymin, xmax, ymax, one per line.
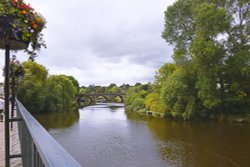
<box><xmin>5</xmin><ymin>44</ymin><xmax>10</xmax><ymax>167</ymax></box>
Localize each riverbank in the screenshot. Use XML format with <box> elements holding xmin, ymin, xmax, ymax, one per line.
<box><xmin>125</xmin><ymin>109</ymin><xmax>250</xmax><ymax>124</ymax></box>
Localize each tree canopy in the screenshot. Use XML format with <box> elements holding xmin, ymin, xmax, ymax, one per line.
<box><xmin>44</xmin><ymin>75</ymin><xmax>78</xmax><ymax>112</ymax></box>
<box><xmin>17</xmin><ymin>61</ymin><xmax>48</xmax><ymax>113</ymax></box>
<box><xmin>125</xmin><ymin>0</ymin><xmax>250</xmax><ymax>119</ymax></box>
<box><xmin>17</xmin><ymin>61</ymin><xmax>78</xmax><ymax>113</ymax></box>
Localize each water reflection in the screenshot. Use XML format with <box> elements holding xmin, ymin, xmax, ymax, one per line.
<box><xmin>125</xmin><ymin>111</ymin><xmax>250</xmax><ymax>167</ymax></box>
<box><xmin>146</xmin><ymin>117</ymin><xmax>250</xmax><ymax>167</ymax></box>
<box><xmin>34</xmin><ymin>109</ymin><xmax>79</xmax><ymax>130</ymax></box>
<box><xmin>38</xmin><ymin>104</ymin><xmax>250</xmax><ymax>167</ymax></box>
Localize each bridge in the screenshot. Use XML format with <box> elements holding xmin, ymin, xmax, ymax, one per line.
<box><xmin>78</xmin><ymin>93</ymin><xmax>125</xmax><ymax>103</ymax></box>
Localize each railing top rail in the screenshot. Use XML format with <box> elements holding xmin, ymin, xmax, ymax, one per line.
<box><xmin>16</xmin><ymin>99</ymin><xmax>82</xmax><ymax>167</ymax></box>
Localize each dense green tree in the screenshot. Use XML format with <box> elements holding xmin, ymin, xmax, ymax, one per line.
<box><xmin>95</xmin><ymin>86</ymin><xmax>105</xmax><ymax>94</ymax></box>
<box><xmin>105</xmin><ymin>83</ymin><xmax>118</xmax><ymax>93</ymax></box>
<box><xmin>145</xmin><ymin>92</ymin><xmax>167</xmax><ymax>114</ymax></box>
<box><xmin>125</xmin><ymin>0</ymin><xmax>250</xmax><ymax>119</ymax></box>
<box><xmin>63</xmin><ymin>75</ymin><xmax>80</xmax><ymax>93</ymax></box>
<box><xmin>144</xmin><ymin>64</ymin><xmax>175</xmax><ymax>116</ymax></box>
<box><xmin>124</xmin><ymin>84</ymin><xmax>151</xmax><ymax>113</ymax></box>
<box><xmin>108</xmin><ymin>85</ymin><xmax>120</xmax><ymax>94</ymax></box>
<box><xmin>17</xmin><ymin>61</ymin><xmax>79</xmax><ymax>113</ymax></box>
<box><xmin>44</xmin><ymin>75</ymin><xmax>77</xmax><ymax>112</ymax></box>
<box><xmin>154</xmin><ymin>63</ymin><xmax>176</xmax><ymax>91</ymax></box>
<box><xmin>161</xmin><ymin>67</ymin><xmax>200</xmax><ymax>119</ymax></box>
<box><xmin>79</xmin><ymin>86</ymin><xmax>88</xmax><ymax>94</ymax></box>
<box><xmin>119</xmin><ymin>84</ymin><xmax>130</xmax><ymax>93</ymax></box>
<box><xmin>17</xmin><ymin>61</ymin><xmax>48</xmax><ymax>113</ymax></box>
<box><xmin>134</xmin><ymin>83</ymin><xmax>142</xmax><ymax>87</ymax></box>
<box><xmin>162</xmin><ymin>0</ymin><xmax>250</xmax><ymax>115</ymax></box>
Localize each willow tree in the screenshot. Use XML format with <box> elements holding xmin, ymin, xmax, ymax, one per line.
<box><xmin>162</xmin><ymin>0</ymin><xmax>250</xmax><ymax>114</ymax></box>
<box><xmin>44</xmin><ymin>75</ymin><xmax>78</xmax><ymax>112</ymax></box>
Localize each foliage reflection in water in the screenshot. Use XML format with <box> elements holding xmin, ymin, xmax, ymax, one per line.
<box><xmin>34</xmin><ymin>108</ymin><xmax>80</xmax><ymax>130</ymax></box>
<box><xmin>36</xmin><ymin>103</ymin><xmax>250</xmax><ymax>167</ymax></box>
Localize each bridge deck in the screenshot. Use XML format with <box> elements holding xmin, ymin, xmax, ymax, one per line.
<box><xmin>0</xmin><ymin>112</ymin><xmax>22</xmax><ymax>167</ymax></box>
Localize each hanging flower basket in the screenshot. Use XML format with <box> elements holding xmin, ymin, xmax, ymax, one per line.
<box><xmin>0</xmin><ymin>15</ymin><xmax>29</xmax><ymax>49</ymax></box>
<box><xmin>0</xmin><ymin>0</ymin><xmax>46</xmax><ymax>53</ymax></box>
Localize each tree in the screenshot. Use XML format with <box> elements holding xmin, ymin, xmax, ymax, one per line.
<box><xmin>160</xmin><ymin>67</ymin><xmax>200</xmax><ymax>119</ymax></box>
<box><xmin>17</xmin><ymin>61</ymin><xmax>80</xmax><ymax>113</ymax></box>
<box><xmin>79</xmin><ymin>86</ymin><xmax>88</xmax><ymax>94</ymax></box>
<box><xmin>17</xmin><ymin>61</ymin><xmax>48</xmax><ymax>113</ymax></box>
<box><xmin>162</xmin><ymin>0</ymin><xmax>250</xmax><ymax>115</ymax></box>
<box><xmin>154</xmin><ymin>63</ymin><xmax>176</xmax><ymax>91</ymax></box>
<box><xmin>145</xmin><ymin>92</ymin><xmax>167</xmax><ymax>114</ymax></box>
<box><xmin>123</xmin><ymin>0</ymin><xmax>250</xmax><ymax>118</ymax></box>
<box><xmin>44</xmin><ymin>75</ymin><xmax>77</xmax><ymax>112</ymax></box>
<box><xmin>106</xmin><ymin>83</ymin><xmax>118</xmax><ymax>93</ymax></box>
<box><xmin>108</xmin><ymin>85</ymin><xmax>120</xmax><ymax>94</ymax></box>
<box><xmin>162</xmin><ymin>0</ymin><xmax>195</xmax><ymax>64</ymax></box>
<box><xmin>88</xmin><ymin>84</ymin><xmax>96</xmax><ymax>93</ymax></box>
<box><xmin>63</xmin><ymin>75</ymin><xmax>80</xmax><ymax>93</ymax></box>
<box><xmin>95</xmin><ymin>86</ymin><xmax>105</xmax><ymax>94</ymax></box>
<box><xmin>124</xmin><ymin>84</ymin><xmax>151</xmax><ymax>113</ymax></box>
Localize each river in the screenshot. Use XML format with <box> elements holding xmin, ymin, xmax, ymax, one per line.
<box><xmin>35</xmin><ymin>103</ymin><xmax>250</xmax><ymax>167</ymax></box>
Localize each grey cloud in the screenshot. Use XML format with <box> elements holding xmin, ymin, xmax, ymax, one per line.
<box><xmin>0</xmin><ymin>0</ymin><xmax>175</xmax><ymax>85</ymax></box>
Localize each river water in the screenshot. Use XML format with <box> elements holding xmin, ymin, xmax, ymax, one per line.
<box><xmin>36</xmin><ymin>103</ymin><xmax>250</xmax><ymax>167</ymax></box>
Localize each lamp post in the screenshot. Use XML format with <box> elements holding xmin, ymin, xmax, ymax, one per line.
<box><xmin>0</xmin><ymin>16</ymin><xmax>28</xmax><ymax>167</ymax></box>
<box><xmin>1</xmin><ymin>0</ymin><xmax>46</xmax><ymax>165</ymax></box>
<box><xmin>10</xmin><ymin>55</ymin><xmax>17</xmax><ymax>130</ymax></box>
<box><xmin>4</xmin><ymin>43</ymin><xmax>10</xmax><ymax>167</ymax></box>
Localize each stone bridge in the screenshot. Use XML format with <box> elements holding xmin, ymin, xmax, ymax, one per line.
<box><xmin>78</xmin><ymin>93</ymin><xmax>125</xmax><ymax>103</ymax></box>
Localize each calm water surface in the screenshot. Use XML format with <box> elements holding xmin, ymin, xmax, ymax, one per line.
<box><xmin>36</xmin><ymin>103</ymin><xmax>250</xmax><ymax>167</ymax></box>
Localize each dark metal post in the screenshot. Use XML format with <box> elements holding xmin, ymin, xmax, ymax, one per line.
<box><xmin>11</xmin><ymin>61</ymin><xmax>15</xmax><ymax>130</ymax></box>
<box><xmin>5</xmin><ymin>44</ymin><xmax>10</xmax><ymax>167</ymax></box>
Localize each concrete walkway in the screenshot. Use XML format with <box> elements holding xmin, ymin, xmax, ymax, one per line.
<box><xmin>0</xmin><ymin>119</ymin><xmax>4</xmax><ymax>167</ymax></box>
<box><xmin>0</xmin><ymin>113</ymin><xmax>22</xmax><ymax>167</ymax></box>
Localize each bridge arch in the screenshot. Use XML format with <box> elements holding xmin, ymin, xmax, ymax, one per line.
<box><xmin>77</xmin><ymin>95</ymin><xmax>93</xmax><ymax>103</ymax></box>
<box><xmin>95</xmin><ymin>95</ymin><xmax>109</xmax><ymax>102</ymax></box>
<box><xmin>112</xmin><ymin>95</ymin><xmax>123</xmax><ymax>103</ymax></box>
<box><xmin>78</xmin><ymin>93</ymin><xmax>125</xmax><ymax>104</ymax></box>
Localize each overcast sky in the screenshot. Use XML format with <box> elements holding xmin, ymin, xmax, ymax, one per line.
<box><xmin>0</xmin><ymin>0</ymin><xmax>175</xmax><ymax>86</ymax></box>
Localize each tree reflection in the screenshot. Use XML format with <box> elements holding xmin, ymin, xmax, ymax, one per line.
<box><xmin>34</xmin><ymin>109</ymin><xmax>80</xmax><ymax>130</ymax></box>
<box><xmin>124</xmin><ymin>111</ymin><xmax>248</xmax><ymax>166</ymax></box>
<box><xmin>146</xmin><ymin>118</ymin><xmax>247</xmax><ymax>166</ymax></box>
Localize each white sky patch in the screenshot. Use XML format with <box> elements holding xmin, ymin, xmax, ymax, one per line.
<box><xmin>0</xmin><ymin>0</ymin><xmax>175</xmax><ymax>86</ymax></box>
